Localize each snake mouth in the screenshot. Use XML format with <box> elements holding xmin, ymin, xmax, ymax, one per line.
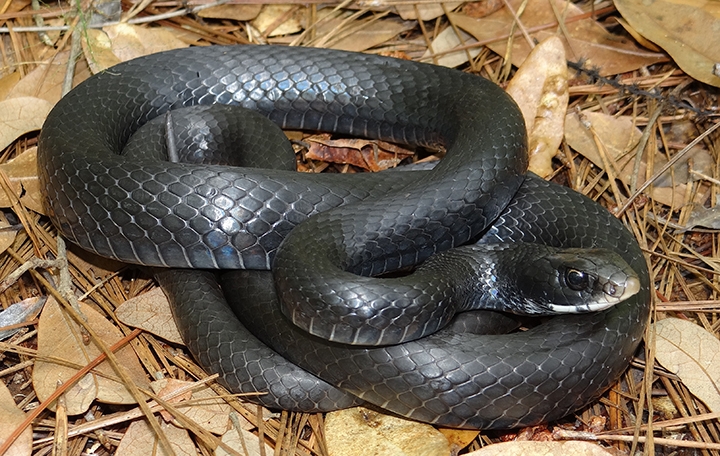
<box><xmin>546</xmin><ymin>275</ymin><xmax>643</xmax><ymax>314</ymax></box>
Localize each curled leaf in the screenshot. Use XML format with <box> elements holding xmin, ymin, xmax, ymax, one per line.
<box><xmin>655</xmin><ymin>318</ymin><xmax>720</xmax><ymax>412</ymax></box>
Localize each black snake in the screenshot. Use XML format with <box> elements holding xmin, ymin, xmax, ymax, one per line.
<box><xmin>37</xmin><ymin>45</ymin><xmax>650</xmax><ymax>429</ymax></box>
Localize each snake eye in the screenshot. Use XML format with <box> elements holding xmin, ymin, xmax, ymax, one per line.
<box><xmin>565</xmin><ymin>268</ymin><xmax>589</xmax><ymax>291</ymax></box>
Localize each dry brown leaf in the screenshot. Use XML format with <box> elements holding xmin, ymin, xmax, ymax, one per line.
<box><xmin>465</xmin><ymin>441</ymin><xmax>615</xmax><ymax>455</ymax></box>
<box><xmin>115</xmin><ymin>419</ymin><xmax>196</xmax><ymax>456</ymax></box>
<box><xmin>324</xmin><ymin>407</ymin><xmax>450</xmax><ymax>456</ymax></box>
<box><xmin>421</xmin><ymin>27</ymin><xmax>481</xmax><ymax>68</ymax></box>
<box><xmin>0</xmin><ymin>99</ymin><xmax>52</xmax><ymax>151</ymax></box>
<box><xmin>0</xmin><ymin>380</ymin><xmax>32</xmax><ymax>456</ymax></box>
<box><xmin>217</xmin><ymin>426</ymin><xmax>274</xmax><ymax>456</ymax></box>
<box><xmin>33</xmin><ymin>297</ymin><xmax>151</xmax><ymax>415</ymax></box>
<box><xmin>0</xmin><ymin>71</ymin><xmax>21</xmax><ymax>100</ymax></box>
<box><xmin>462</xmin><ymin>0</ymin><xmax>505</xmax><ymax>18</ymax></box>
<box><xmin>685</xmin><ymin>204</ymin><xmax>720</xmax><ymax>230</ymax></box>
<box><xmin>82</xmin><ymin>29</ymin><xmax>122</xmax><ymax>75</ymax></box>
<box><xmin>116</xmin><ymin>287</ymin><xmax>183</xmax><ymax>344</ymax></box>
<box><xmin>305</xmin><ymin>134</ymin><xmax>414</xmax><ymax>171</ymax></box>
<box><xmin>615</xmin><ymin>0</ymin><xmax>720</xmax><ymax>87</ymax></box>
<box><xmin>0</xmin><ymin>147</ymin><xmax>45</xmax><ymax>214</ymax></box>
<box><xmin>151</xmin><ymin>378</ymin><xmax>232</xmax><ymax>435</ymax></box>
<box><xmin>0</xmin><ymin>212</ymin><xmax>17</xmax><ymax>256</ymax></box>
<box><xmin>655</xmin><ymin>318</ymin><xmax>720</xmax><ymax>412</ymax></box>
<box><xmin>0</xmin><ymin>296</ymin><xmax>45</xmax><ymax>341</ymax></box>
<box><xmin>437</xmin><ymin>428</ymin><xmax>480</xmax><ymax>452</ymax></box>
<box><xmin>564</xmin><ymin>111</ymin><xmax>712</xmax><ymax>208</ymax></box>
<box><xmin>252</xmin><ymin>5</ymin><xmax>303</xmax><ymax>37</ymax></box>
<box><xmin>198</xmin><ymin>3</ymin><xmax>262</xmax><ymax>21</ymax></box>
<box><xmin>395</xmin><ymin>1</ymin><xmax>462</xmax><ymax>21</ymax></box>
<box><xmin>449</xmin><ymin>0</ymin><xmax>665</xmax><ymax>76</ymax></box>
<box><xmin>5</xmin><ymin>52</ymin><xmax>91</xmax><ymax>104</ymax></box>
<box><xmin>506</xmin><ymin>36</ymin><xmax>568</xmax><ymax>177</ymax></box>
<box><xmin>329</xmin><ymin>18</ymin><xmax>416</xmax><ymax>53</ymax></box>
<box><xmin>83</xmin><ymin>23</ymin><xmax>189</xmax><ymax>74</ymax></box>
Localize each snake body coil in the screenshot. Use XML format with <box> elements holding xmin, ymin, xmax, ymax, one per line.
<box><xmin>38</xmin><ymin>45</ymin><xmax>650</xmax><ymax>429</ymax></box>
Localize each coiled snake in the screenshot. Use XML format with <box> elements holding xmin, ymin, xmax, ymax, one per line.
<box><xmin>37</xmin><ymin>45</ymin><xmax>650</xmax><ymax>429</ymax></box>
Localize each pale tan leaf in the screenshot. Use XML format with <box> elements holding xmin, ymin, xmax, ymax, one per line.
<box><xmin>564</xmin><ymin>111</ymin><xmax>711</xmax><ymax>207</ymax></box>
<box><xmin>0</xmin><ymin>296</ymin><xmax>45</xmax><ymax>341</ymax></box>
<box><xmin>0</xmin><ymin>99</ymin><xmax>52</xmax><ymax>151</ymax></box>
<box><xmin>449</xmin><ymin>0</ymin><xmax>665</xmax><ymax>76</ymax></box>
<box><xmin>83</xmin><ymin>24</ymin><xmax>190</xmax><ymax>74</ymax></box>
<box><xmin>198</xmin><ymin>4</ymin><xmax>262</xmax><ymax>21</ymax></box>
<box><xmin>151</xmin><ymin>378</ymin><xmax>232</xmax><ymax>435</ymax></box>
<box><xmin>82</xmin><ymin>29</ymin><xmax>122</xmax><ymax>74</ymax></box>
<box><xmin>0</xmin><ymin>212</ymin><xmax>16</xmax><ymax>256</ymax></box>
<box><xmin>506</xmin><ymin>36</ymin><xmax>568</xmax><ymax>177</ymax></box>
<box><xmin>395</xmin><ymin>1</ymin><xmax>462</xmax><ymax>21</ymax></box>
<box><xmin>615</xmin><ymin>0</ymin><xmax>720</xmax><ymax>86</ymax></box>
<box><xmin>33</xmin><ymin>297</ymin><xmax>98</xmax><ymax>415</ymax></box>
<box><xmin>115</xmin><ymin>419</ymin><xmax>196</xmax><ymax>456</ymax></box>
<box><xmin>465</xmin><ymin>441</ymin><xmax>615</xmax><ymax>455</ymax></box>
<box><xmin>217</xmin><ymin>426</ymin><xmax>274</xmax><ymax>456</ymax></box>
<box><xmin>116</xmin><ymin>287</ymin><xmax>183</xmax><ymax>344</ymax></box>
<box><xmin>324</xmin><ymin>406</ymin><xmax>450</xmax><ymax>456</ymax></box>
<box><xmin>0</xmin><ymin>380</ymin><xmax>32</xmax><ymax>456</ymax></box>
<box><xmin>5</xmin><ymin>52</ymin><xmax>91</xmax><ymax>104</ymax></box>
<box><xmin>437</xmin><ymin>428</ymin><xmax>480</xmax><ymax>453</ymax></box>
<box><xmin>105</xmin><ymin>23</ymin><xmax>190</xmax><ymax>62</ymax></box>
<box><xmin>655</xmin><ymin>318</ymin><xmax>720</xmax><ymax>412</ymax></box>
<box><xmin>421</xmin><ymin>27</ymin><xmax>481</xmax><ymax>68</ymax></box>
<box><xmin>0</xmin><ymin>147</ymin><xmax>45</xmax><ymax>214</ymax></box>
<box><xmin>329</xmin><ymin>18</ymin><xmax>416</xmax><ymax>52</ymax></box>
<box><xmin>251</xmin><ymin>5</ymin><xmax>303</xmax><ymax>37</ymax></box>
<box><xmin>0</xmin><ymin>71</ymin><xmax>21</xmax><ymax>100</ymax></box>
<box><xmin>33</xmin><ymin>297</ymin><xmax>151</xmax><ymax>414</ymax></box>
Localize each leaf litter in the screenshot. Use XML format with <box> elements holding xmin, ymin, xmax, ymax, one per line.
<box><xmin>0</xmin><ymin>0</ymin><xmax>718</xmax><ymax>454</ymax></box>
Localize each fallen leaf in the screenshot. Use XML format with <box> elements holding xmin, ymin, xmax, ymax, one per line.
<box><xmin>83</xmin><ymin>23</ymin><xmax>189</xmax><ymax>74</ymax></box>
<box><xmin>114</xmin><ymin>419</ymin><xmax>196</xmax><ymax>456</ymax></box>
<box><xmin>564</xmin><ymin>111</ymin><xmax>712</xmax><ymax>207</ymax></box>
<box><xmin>116</xmin><ymin>287</ymin><xmax>183</xmax><ymax>345</ymax></box>
<box><xmin>0</xmin><ymin>71</ymin><xmax>21</xmax><ymax>100</ymax></box>
<box><xmin>0</xmin><ymin>212</ymin><xmax>18</xmax><ymax>256</ymax></box>
<box><xmin>82</xmin><ymin>29</ymin><xmax>122</xmax><ymax>75</ymax></box>
<box><xmin>217</xmin><ymin>426</ymin><xmax>274</xmax><ymax>456</ymax></box>
<box><xmin>251</xmin><ymin>5</ymin><xmax>303</xmax><ymax>37</ymax></box>
<box><xmin>421</xmin><ymin>26</ymin><xmax>481</xmax><ymax>68</ymax></box>
<box><xmin>0</xmin><ymin>380</ymin><xmax>32</xmax><ymax>456</ymax></box>
<box><xmin>0</xmin><ymin>147</ymin><xmax>45</xmax><ymax>214</ymax></box>
<box><xmin>0</xmin><ymin>99</ymin><xmax>52</xmax><ymax>151</ymax></box>
<box><xmin>462</xmin><ymin>0</ymin><xmax>505</xmax><ymax>18</ymax></box>
<box><xmin>685</xmin><ymin>204</ymin><xmax>720</xmax><ymax>230</ymax></box>
<box><xmin>615</xmin><ymin>0</ymin><xmax>720</xmax><ymax>87</ymax></box>
<box><xmin>305</xmin><ymin>135</ymin><xmax>414</xmax><ymax>171</ymax></box>
<box><xmin>655</xmin><ymin>318</ymin><xmax>720</xmax><ymax>412</ymax></box>
<box><xmin>324</xmin><ymin>406</ymin><xmax>450</xmax><ymax>456</ymax></box>
<box><xmin>151</xmin><ymin>378</ymin><xmax>232</xmax><ymax>435</ymax></box>
<box><xmin>465</xmin><ymin>440</ymin><xmax>615</xmax><ymax>455</ymax></box>
<box><xmin>395</xmin><ymin>1</ymin><xmax>462</xmax><ymax>21</ymax></box>
<box><xmin>329</xmin><ymin>18</ymin><xmax>417</xmax><ymax>52</ymax></box>
<box><xmin>5</xmin><ymin>51</ymin><xmax>91</xmax><ymax>104</ymax></box>
<box><xmin>506</xmin><ymin>36</ymin><xmax>568</xmax><ymax>177</ymax></box>
<box><xmin>0</xmin><ymin>296</ymin><xmax>45</xmax><ymax>341</ymax></box>
<box><xmin>449</xmin><ymin>0</ymin><xmax>665</xmax><ymax>76</ymax></box>
<box><xmin>33</xmin><ymin>297</ymin><xmax>151</xmax><ymax>415</ymax></box>
<box><xmin>437</xmin><ymin>428</ymin><xmax>480</xmax><ymax>452</ymax></box>
<box><xmin>198</xmin><ymin>3</ymin><xmax>262</xmax><ymax>21</ymax></box>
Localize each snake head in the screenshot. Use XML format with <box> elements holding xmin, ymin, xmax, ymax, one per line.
<box><xmin>514</xmin><ymin>247</ymin><xmax>641</xmax><ymax>315</ymax></box>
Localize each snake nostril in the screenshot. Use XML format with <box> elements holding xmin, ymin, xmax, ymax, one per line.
<box><xmin>604</xmin><ymin>282</ymin><xmax>618</xmax><ymax>297</ymax></box>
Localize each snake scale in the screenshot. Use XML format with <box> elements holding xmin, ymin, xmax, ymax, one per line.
<box><xmin>37</xmin><ymin>45</ymin><xmax>650</xmax><ymax>429</ymax></box>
